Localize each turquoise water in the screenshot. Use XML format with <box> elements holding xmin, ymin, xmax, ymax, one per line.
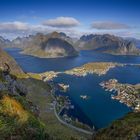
<box><xmin>5</xmin><ymin>48</ymin><xmax>140</xmax><ymax>129</ymax></box>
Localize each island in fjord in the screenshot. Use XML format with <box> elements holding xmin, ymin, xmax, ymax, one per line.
<box><xmin>27</xmin><ymin>62</ymin><xmax>123</xmax><ymax>82</ymax></box>
<box><xmin>65</xmin><ymin>62</ymin><xmax>123</xmax><ymax>76</ymax></box>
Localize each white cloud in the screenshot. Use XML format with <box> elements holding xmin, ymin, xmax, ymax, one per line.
<box><xmin>42</xmin><ymin>17</ymin><xmax>80</xmax><ymax>28</ymax></box>
<box><xmin>0</xmin><ymin>20</ymin><xmax>139</xmax><ymax>40</ymax></box>
<box><xmin>0</xmin><ymin>21</ymin><xmax>82</xmax><ymax>40</ymax></box>
<box><xmin>0</xmin><ymin>21</ymin><xmax>29</xmax><ymax>31</ymax></box>
<box><xmin>0</xmin><ymin>21</ymin><xmax>48</xmax><ymax>40</ymax></box>
<box><xmin>91</xmin><ymin>21</ymin><xmax>130</xmax><ymax>30</ymax></box>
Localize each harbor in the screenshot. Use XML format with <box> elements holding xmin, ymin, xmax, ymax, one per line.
<box><xmin>100</xmin><ymin>79</ymin><xmax>140</xmax><ymax>112</ymax></box>
<box><xmin>48</xmin><ymin>82</ymin><xmax>95</xmax><ymax>135</ymax></box>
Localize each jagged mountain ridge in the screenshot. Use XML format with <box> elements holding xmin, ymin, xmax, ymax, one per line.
<box><xmin>125</xmin><ymin>37</ymin><xmax>140</xmax><ymax>48</ymax></box>
<box><xmin>11</xmin><ymin>32</ymin><xmax>78</xmax><ymax>58</ymax></box>
<box><xmin>0</xmin><ymin>32</ymin><xmax>140</xmax><ymax>56</ymax></box>
<box><xmin>0</xmin><ymin>36</ymin><xmax>10</xmax><ymax>48</ymax></box>
<box><xmin>76</xmin><ymin>34</ymin><xmax>140</xmax><ymax>55</ymax></box>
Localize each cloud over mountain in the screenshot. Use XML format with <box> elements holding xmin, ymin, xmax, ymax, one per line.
<box><xmin>91</xmin><ymin>21</ymin><xmax>130</xmax><ymax>30</ymax></box>
<box><xmin>42</xmin><ymin>17</ymin><xmax>80</xmax><ymax>28</ymax></box>
<box><xmin>0</xmin><ymin>20</ymin><xmax>138</xmax><ymax>40</ymax></box>
<box><xmin>0</xmin><ymin>20</ymin><xmax>82</xmax><ymax>40</ymax></box>
<box><xmin>0</xmin><ymin>21</ymin><xmax>29</xmax><ymax>31</ymax></box>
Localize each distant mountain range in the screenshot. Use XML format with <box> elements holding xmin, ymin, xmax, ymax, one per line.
<box><xmin>11</xmin><ymin>32</ymin><xmax>78</xmax><ymax>58</ymax></box>
<box><xmin>0</xmin><ymin>36</ymin><xmax>10</xmax><ymax>48</ymax></box>
<box><xmin>125</xmin><ymin>37</ymin><xmax>140</xmax><ymax>48</ymax></box>
<box><xmin>76</xmin><ymin>34</ymin><xmax>140</xmax><ymax>55</ymax></box>
<box><xmin>0</xmin><ymin>32</ymin><xmax>140</xmax><ymax>57</ymax></box>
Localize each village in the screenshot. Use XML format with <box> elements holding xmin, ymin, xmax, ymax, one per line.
<box><xmin>100</xmin><ymin>79</ymin><xmax>140</xmax><ymax>112</ymax></box>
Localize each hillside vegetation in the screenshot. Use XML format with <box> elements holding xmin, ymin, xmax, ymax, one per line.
<box><xmin>94</xmin><ymin>112</ymin><xmax>140</xmax><ymax>140</ymax></box>
<box><xmin>0</xmin><ymin>48</ymin><xmax>23</xmax><ymax>74</ymax></box>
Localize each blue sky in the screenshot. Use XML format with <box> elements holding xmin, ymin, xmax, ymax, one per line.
<box><xmin>0</xmin><ymin>0</ymin><xmax>140</xmax><ymax>39</ymax></box>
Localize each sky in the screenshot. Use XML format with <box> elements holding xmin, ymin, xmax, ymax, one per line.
<box><xmin>0</xmin><ymin>0</ymin><xmax>140</xmax><ymax>40</ymax></box>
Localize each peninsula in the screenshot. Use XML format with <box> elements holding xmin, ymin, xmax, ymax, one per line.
<box><xmin>31</xmin><ymin>63</ymin><xmax>139</xmax><ymax>81</ymax></box>
<box><xmin>27</xmin><ymin>62</ymin><xmax>123</xmax><ymax>82</ymax></box>
<box><xmin>65</xmin><ymin>62</ymin><xmax>123</xmax><ymax>76</ymax></box>
<box><xmin>100</xmin><ymin>79</ymin><xmax>140</xmax><ymax>112</ymax></box>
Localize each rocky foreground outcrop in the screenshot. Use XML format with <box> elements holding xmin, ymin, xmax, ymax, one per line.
<box><xmin>0</xmin><ymin>48</ymin><xmax>23</xmax><ymax>74</ymax></box>
<box><xmin>76</xmin><ymin>34</ymin><xmax>140</xmax><ymax>55</ymax></box>
<box><xmin>0</xmin><ymin>46</ymin><xmax>89</xmax><ymax>140</ymax></box>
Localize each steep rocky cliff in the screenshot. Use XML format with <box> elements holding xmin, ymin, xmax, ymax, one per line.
<box><xmin>76</xmin><ymin>34</ymin><xmax>140</xmax><ymax>55</ymax></box>
<box><xmin>11</xmin><ymin>32</ymin><xmax>78</xmax><ymax>58</ymax></box>
<box><xmin>0</xmin><ymin>48</ymin><xmax>23</xmax><ymax>74</ymax></box>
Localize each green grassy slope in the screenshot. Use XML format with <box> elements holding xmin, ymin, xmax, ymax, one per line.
<box><xmin>94</xmin><ymin>112</ymin><xmax>140</xmax><ymax>140</ymax></box>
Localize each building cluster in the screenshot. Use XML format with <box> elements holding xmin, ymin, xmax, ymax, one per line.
<box><xmin>100</xmin><ymin>79</ymin><xmax>140</xmax><ymax>112</ymax></box>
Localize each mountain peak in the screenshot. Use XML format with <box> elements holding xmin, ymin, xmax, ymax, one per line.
<box><xmin>78</xmin><ymin>34</ymin><xmax>140</xmax><ymax>55</ymax></box>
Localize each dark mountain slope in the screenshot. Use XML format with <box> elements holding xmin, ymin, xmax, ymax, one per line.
<box><xmin>11</xmin><ymin>32</ymin><xmax>78</xmax><ymax>58</ymax></box>
<box><xmin>76</xmin><ymin>34</ymin><xmax>140</xmax><ymax>55</ymax></box>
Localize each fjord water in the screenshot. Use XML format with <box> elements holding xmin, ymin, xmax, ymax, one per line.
<box><xmin>5</xmin><ymin>48</ymin><xmax>140</xmax><ymax>72</ymax></box>
<box><xmin>5</xmin><ymin>48</ymin><xmax>140</xmax><ymax>129</ymax></box>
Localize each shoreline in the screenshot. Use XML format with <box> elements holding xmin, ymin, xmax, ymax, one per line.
<box><xmin>100</xmin><ymin>79</ymin><xmax>140</xmax><ymax>112</ymax></box>
<box><xmin>49</xmin><ymin>83</ymin><xmax>95</xmax><ymax>135</ymax></box>
<box><xmin>25</xmin><ymin>62</ymin><xmax>140</xmax><ymax>135</ymax></box>
<box><xmin>29</xmin><ymin>62</ymin><xmax>124</xmax><ymax>81</ymax></box>
<box><xmin>26</xmin><ymin>62</ymin><xmax>140</xmax><ymax>133</ymax></box>
<box><xmin>27</xmin><ymin>62</ymin><xmax>140</xmax><ymax>82</ymax></box>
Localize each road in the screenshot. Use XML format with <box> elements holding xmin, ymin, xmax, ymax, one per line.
<box><xmin>49</xmin><ymin>84</ymin><xmax>95</xmax><ymax>135</ymax></box>
<box><xmin>53</xmin><ymin>102</ymin><xmax>94</xmax><ymax>135</ymax></box>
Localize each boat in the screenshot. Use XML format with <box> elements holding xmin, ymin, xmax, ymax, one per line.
<box><xmin>80</xmin><ymin>95</ymin><xmax>88</xmax><ymax>100</ymax></box>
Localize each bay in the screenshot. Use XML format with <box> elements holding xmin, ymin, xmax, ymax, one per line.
<box><xmin>5</xmin><ymin>48</ymin><xmax>140</xmax><ymax>129</ymax></box>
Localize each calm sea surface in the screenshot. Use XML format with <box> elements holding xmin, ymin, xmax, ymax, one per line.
<box><xmin>5</xmin><ymin>48</ymin><xmax>140</xmax><ymax>129</ymax></box>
